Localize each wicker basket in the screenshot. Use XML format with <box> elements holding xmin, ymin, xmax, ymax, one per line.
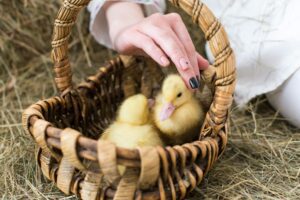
<box><xmin>22</xmin><ymin>0</ymin><xmax>236</xmax><ymax>199</ymax></box>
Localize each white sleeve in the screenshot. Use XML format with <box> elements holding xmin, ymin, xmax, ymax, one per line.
<box><xmin>88</xmin><ymin>0</ymin><xmax>166</xmax><ymax>49</ymax></box>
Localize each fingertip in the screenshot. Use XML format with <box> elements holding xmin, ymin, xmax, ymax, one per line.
<box><xmin>197</xmin><ymin>53</ymin><xmax>209</xmax><ymax>69</ymax></box>
<box><xmin>191</xmin><ymin>76</ymin><xmax>200</xmax><ymax>89</ymax></box>
<box><xmin>160</xmin><ymin>56</ymin><xmax>170</xmax><ymax>67</ymax></box>
<box><xmin>176</xmin><ymin>61</ymin><xmax>200</xmax><ymax>90</ymax></box>
<box><xmin>184</xmin><ymin>76</ymin><xmax>199</xmax><ymax>91</ymax></box>
<box><xmin>184</xmin><ymin>80</ymin><xmax>194</xmax><ymax>91</ymax></box>
<box><xmin>203</xmin><ymin>59</ymin><xmax>209</xmax><ymax>67</ymax></box>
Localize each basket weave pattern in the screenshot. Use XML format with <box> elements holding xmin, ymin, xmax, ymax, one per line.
<box><xmin>22</xmin><ymin>0</ymin><xmax>236</xmax><ymax>199</ymax></box>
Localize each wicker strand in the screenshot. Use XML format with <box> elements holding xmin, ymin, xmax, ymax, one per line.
<box><xmin>97</xmin><ymin>140</ymin><xmax>121</xmax><ymax>187</ymax></box>
<box><xmin>137</xmin><ymin>147</ymin><xmax>160</xmax><ymax>190</ymax></box>
<box><xmin>32</xmin><ymin>119</ymin><xmax>52</xmax><ymax>151</ymax></box>
<box><xmin>80</xmin><ymin>172</ymin><xmax>103</xmax><ymax>200</ymax></box>
<box><xmin>22</xmin><ymin>107</ymin><xmax>44</xmax><ymax>135</ymax></box>
<box><xmin>113</xmin><ymin>168</ymin><xmax>139</xmax><ymax>200</ymax></box>
<box><xmin>57</xmin><ymin>158</ymin><xmax>76</xmax><ymax>195</ymax></box>
<box><xmin>191</xmin><ymin>0</ymin><xmax>203</xmax><ymax>23</ymax></box>
<box><xmin>60</xmin><ymin>128</ymin><xmax>86</xmax><ymax>170</ymax></box>
<box><xmin>37</xmin><ymin>149</ymin><xmax>53</xmax><ymax>180</ymax></box>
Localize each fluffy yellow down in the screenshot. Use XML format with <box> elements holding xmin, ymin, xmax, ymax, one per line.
<box><xmin>101</xmin><ymin>94</ymin><xmax>164</xmax><ymax>148</ymax></box>
<box><xmin>153</xmin><ymin>74</ymin><xmax>205</xmax><ymax>145</ymax></box>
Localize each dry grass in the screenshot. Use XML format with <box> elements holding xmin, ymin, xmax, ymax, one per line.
<box><xmin>0</xmin><ymin>1</ymin><xmax>299</xmax><ymax>199</ymax></box>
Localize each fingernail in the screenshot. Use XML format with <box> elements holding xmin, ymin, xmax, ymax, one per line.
<box><xmin>160</xmin><ymin>56</ymin><xmax>169</xmax><ymax>66</ymax></box>
<box><xmin>179</xmin><ymin>58</ymin><xmax>190</xmax><ymax>71</ymax></box>
<box><xmin>189</xmin><ymin>77</ymin><xmax>199</xmax><ymax>89</ymax></box>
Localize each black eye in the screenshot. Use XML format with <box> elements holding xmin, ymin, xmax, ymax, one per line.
<box><xmin>177</xmin><ymin>92</ymin><xmax>182</xmax><ymax>98</ymax></box>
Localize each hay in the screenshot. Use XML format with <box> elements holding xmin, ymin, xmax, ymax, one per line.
<box><xmin>0</xmin><ymin>1</ymin><xmax>299</xmax><ymax>199</ymax></box>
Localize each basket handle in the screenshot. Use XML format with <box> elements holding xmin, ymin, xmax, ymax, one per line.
<box><xmin>51</xmin><ymin>0</ymin><xmax>236</xmax><ymax>103</ymax></box>
<box><xmin>51</xmin><ymin>0</ymin><xmax>90</xmax><ymax>93</ymax></box>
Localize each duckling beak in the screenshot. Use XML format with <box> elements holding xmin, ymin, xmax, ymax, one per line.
<box><xmin>160</xmin><ymin>102</ymin><xmax>175</xmax><ymax>121</ymax></box>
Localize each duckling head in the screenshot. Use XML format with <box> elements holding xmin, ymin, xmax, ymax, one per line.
<box><xmin>160</xmin><ymin>74</ymin><xmax>193</xmax><ymax>121</ymax></box>
<box><xmin>117</xmin><ymin>94</ymin><xmax>150</xmax><ymax>125</ymax></box>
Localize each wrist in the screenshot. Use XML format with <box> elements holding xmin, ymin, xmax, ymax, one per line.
<box><xmin>105</xmin><ymin>1</ymin><xmax>145</xmax><ymax>47</ymax></box>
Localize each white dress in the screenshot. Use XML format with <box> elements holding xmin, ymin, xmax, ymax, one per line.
<box><xmin>88</xmin><ymin>0</ymin><xmax>300</xmax><ymax>105</ymax></box>
<box><xmin>203</xmin><ymin>0</ymin><xmax>300</xmax><ymax>105</ymax></box>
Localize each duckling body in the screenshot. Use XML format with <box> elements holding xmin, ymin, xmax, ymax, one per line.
<box><xmin>101</xmin><ymin>122</ymin><xmax>163</xmax><ymax>148</ymax></box>
<box><xmin>101</xmin><ymin>94</ymin><xmax>164</xmax><ymax>148</ymax></box>
<box><xmin>153</xmin><ymin>75</ymin><xmax>204</xmax><ymax>145</ymax></box>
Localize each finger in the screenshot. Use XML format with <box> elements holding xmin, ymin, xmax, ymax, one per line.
<box><xmin>197</xmin><ymin>52</ymin><xmax>209</xmax><ymax>70</ymax></box>
<box><xmin>127</xmin><ymin>31</ymin><xmax>170</xmax><ymax>67</ymax></box>
<box><xmin>140</xmin><ymin>24</ymin><xmax>199</xmax><ymax>90</ymax></box>
<box><xmin>165</xmin><ymin>13</ymin><xmax>200</xmax><ymax>80</ymax></box>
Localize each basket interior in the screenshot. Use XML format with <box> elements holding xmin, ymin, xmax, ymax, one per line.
<box><xmin>43</xmin><ymin>56</ymin><xmax>213</xmax><ymax>142</ymax></box>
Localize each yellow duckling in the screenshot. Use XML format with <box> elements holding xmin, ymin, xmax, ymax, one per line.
<box><xmin>101</xmin><ymin>94</ymin><xmax>164</xmax><ymax>148</ymax></box>
<box><xmin>153</xmin><ymin>74</ymin><xmax>205</xmax><ymax>145</ymax></box>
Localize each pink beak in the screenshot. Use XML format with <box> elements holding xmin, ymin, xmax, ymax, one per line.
<box><xmin>160</xmin><ymin>102</ymin><xmax>175</xmax><ymax>121</ymax></box>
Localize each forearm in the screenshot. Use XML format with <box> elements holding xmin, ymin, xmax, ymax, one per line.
<box><xmin>104</xmin><ymin>1</ymin><xmax>145</xmax><ymax>45</ymax></box>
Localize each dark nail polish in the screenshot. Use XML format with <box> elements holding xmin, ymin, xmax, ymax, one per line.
<box><xmin>189</xmin><ymin>77</ymin><xmax>199</xmax><ymax>89</ymax></box>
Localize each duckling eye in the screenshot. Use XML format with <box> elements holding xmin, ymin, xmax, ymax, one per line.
<box><xmin>177</xmin><ymin>92</ymin><xmax>182</xmax><ymax>98</ymax></box>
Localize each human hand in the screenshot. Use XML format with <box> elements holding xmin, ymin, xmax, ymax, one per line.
<box><xmin>106</xmin><ymin>2</ymin><xmax>209</xmax><ymax>90</ymax></box>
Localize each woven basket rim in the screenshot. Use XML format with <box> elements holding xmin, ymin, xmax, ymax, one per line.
<box><xmin>23</xmin><ymin>55</ymin><xmax>227</xmax><ymax>164</ymax></box>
